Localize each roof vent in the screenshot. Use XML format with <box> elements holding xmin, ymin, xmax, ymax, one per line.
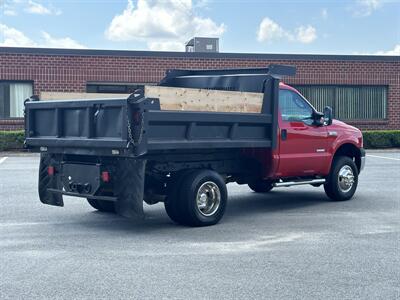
<box><xmin>185</xmin><ymin>37</ymin><xmax>219</xmax><ymax>53</ymax></box>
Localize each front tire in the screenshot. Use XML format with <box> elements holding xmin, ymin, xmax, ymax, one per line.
<box><xmin>324</xmin><ymin>156</ymin><xmax>358</xmax><ymax>201</ymax></box>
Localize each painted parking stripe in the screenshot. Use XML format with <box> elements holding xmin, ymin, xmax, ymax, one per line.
<box><xmin>0</xmin><ymin>157</ymin><xmax>8</xmax><ymax>164</ymax></box>
<box><xmin>0</xmin><ymin>221</ymin><xmax>68</xmax><ymax>227</ymax></box>
<box><xmin>367</xmin><ymin>154</ymin><xmax>400</xmax><ymax>161</ymax></box>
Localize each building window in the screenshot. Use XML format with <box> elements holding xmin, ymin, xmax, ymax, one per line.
<box><xmin>86</xmin><ymin>83</ymin><xmax>144</xmax><ymax>94</ymax></box>
<box><xmin>0</xmin><ymin>81</ymin><xmax>33</xmax><ymax>118</ymax></box>
<box><xmin>293</xmin><ymin>85</ymin><xmax>388</xmax><ymax>120</ymax></box>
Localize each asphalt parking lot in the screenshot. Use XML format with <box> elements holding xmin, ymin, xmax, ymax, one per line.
<box><xmin>0</xmin><ymin>152</ymin><xmax>399</xmax><ymax>299</ymax></box>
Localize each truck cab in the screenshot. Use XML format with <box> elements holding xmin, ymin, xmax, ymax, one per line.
<box><xmin>276</xmin><ymin>83</ymin><xmax>364</xmax><ymax>177</ymax></box>
<box><xmin>248</xmin><ymin>83</ymin><xmax>365</xmax><ymax>200</ymax></box>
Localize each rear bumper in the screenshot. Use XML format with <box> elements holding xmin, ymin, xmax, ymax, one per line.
<box><xmin>360</xmin><ymin>148</ymin><xmax>366</xmax><ymax>172</ymax></box>
<box><xmin>47</xmin><ymin>188</ymin><xmax>117</xmax><ymax>202</ymax></box>
<box><xmin>39</xmin><ymin>155</ymin><xmax>147</xmax><ymax>218</ymax></box>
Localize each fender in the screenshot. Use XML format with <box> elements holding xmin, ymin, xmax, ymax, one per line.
<box><xmin>326</xmin><ymin>139</ymin><xmax>362</xmax><ymax>174</ymax></box>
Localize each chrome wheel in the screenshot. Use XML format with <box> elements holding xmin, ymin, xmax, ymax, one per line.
<box><xmin>338</xmin><ymin>165</ymin><xmax>355</xmax><ymax>193</ymax></box>
<box><xmin>196</xmin><ymin>181</ymin><xmax>221</xmax><ymax>217</ymax></box>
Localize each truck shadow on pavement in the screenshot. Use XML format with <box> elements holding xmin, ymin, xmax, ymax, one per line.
<box><xmin>225</xmin><ymin>189</ymin><xmax>330</xmax><ymax>218</ymax></box>
<box><xmin>77</xmin><ymin>188</ymin><xmax>330</xmax><ymax>233</ymax></box>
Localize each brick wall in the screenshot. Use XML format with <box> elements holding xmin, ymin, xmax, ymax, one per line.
<box><xmin>0</xmin><ymin>49</ymin><xmax>399</xmax><ymax>131</ymax></box>
<box><xmin>0</xmin><ymin>118</ymin><xmax>24</xmax><ymax>131</ymax></box>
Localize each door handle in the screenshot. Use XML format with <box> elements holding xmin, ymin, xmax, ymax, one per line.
<box><xmin>293</xmin><ymin>127</ymin><xmax>308</xmax><ymax>130</ymax></box>
<box><xmin>281</xmin><ymin>129</ymin><xmax>287</xmax><ymax>141</ymax></box>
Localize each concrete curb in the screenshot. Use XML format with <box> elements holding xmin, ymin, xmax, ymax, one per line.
<box><xmin>366</xmin><ymin>148</ymin><xmax>400</xmax><ymax>153</ymax></box>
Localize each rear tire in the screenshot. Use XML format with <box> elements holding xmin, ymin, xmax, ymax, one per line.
<box><xmin>248</xmin><ymin>180</ymin><xmax>274</xmax><ymax>193</ymax></box>
<box><xmin>165</xmin><ymin>170</ymin><xmax>227</xmax><ymax>227</ymax></box>
<box><xmin>164</xmin><ymin>170</ymin><xmax>196</xmax><ymax>224</ymax></box>
<box><xmin>324</xmin><ymin>156</ymin><xmax>358</xmax><ymax>201</ymax></box>
<box><xmin>87</xmin><ymin>199</ymin><xmax>115</xmax><ymax>213</ymax></box>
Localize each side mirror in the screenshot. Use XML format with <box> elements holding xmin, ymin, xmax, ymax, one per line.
<box><xmin>323</xmin><ymin>106</ymin><xmax>333</xmax><ymax>126</ymax></box>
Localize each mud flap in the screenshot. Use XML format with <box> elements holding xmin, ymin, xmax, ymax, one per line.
<box><xmin>114</xmin><ymin>158</ymin><xmax>146</xmax><ymax>219</ymax></box>
<box><xmin>38</xmin><ymin>154</ymin><xmax>63</xmax><ymax>206</ymax></box>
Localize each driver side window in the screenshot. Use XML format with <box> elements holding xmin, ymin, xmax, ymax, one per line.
<box><xmin>279</xmin><ymin>89</ymin><xmax>313</xmax><ymax>124</ymax></box>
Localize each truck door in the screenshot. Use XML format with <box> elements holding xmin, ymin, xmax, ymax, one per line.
<box><xmin>276</xmin><ymin>89</ymin><xmax>328</xmax><ymax>177</ymax></box>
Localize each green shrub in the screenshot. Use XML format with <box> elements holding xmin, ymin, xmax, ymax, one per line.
<box><xmin>363</xmin><ymin>130</ymin><xmax>400</xmax><ymax>149</ymax></box>
<box><xmin>0</xmin><ymin>130</ymin><xmax>25</xmax><ymax>151</ymax></box>
<box><xmin>392</xmin><ymin>132</ymin><xmax>400</xmax><ymax>147</ymax></box>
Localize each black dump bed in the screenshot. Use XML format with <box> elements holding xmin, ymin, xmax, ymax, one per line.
<box><xmin>24</xmin><ymin>64</ymin><xmax>295</xmax><ymax>157</ymax></box>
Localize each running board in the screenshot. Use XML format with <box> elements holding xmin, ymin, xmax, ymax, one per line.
<box><xmin>273</xmin><ymin>178</ymin><xmax>326</xmax><ymax>188</ymax></box>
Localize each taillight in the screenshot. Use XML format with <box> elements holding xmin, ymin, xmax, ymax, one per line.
<box><xmin>101</xmin><ymin>171</ymin><xmax>110</xmax><ymax>183</ymax></box>
<box><xmin>47</xmin><ymin>166</ymin><xmax>55</xmax><ymax>176</ymax></box>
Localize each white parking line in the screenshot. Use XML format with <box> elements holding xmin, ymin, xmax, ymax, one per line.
<box><xmin>0</xmin><ymin>157</ymin><xmax>8</xmax><ymax>164</ymax></box>
<box><xmin>367</xmin><ymin>154</ymin><xmax>400</xmax><ymax>161</ymax></box>
<box><xmin>0</xmin><ymin>221</ymin><xmax>66</xmax><ymax>227</ymax></box>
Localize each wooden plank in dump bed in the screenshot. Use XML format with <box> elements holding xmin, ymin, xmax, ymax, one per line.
<box><xmin>145</xmin><ymin>86</ymin><xmax>264</xmax><ymax>113</ymax></box>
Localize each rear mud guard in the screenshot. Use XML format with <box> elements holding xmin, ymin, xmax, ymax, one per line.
<box><xmin>38</xmin><ymin>154</ymin><xmax>63</xmax><ymax>206</ymax></box>
<box><xmin>114</xmin><ymin>158</ymin><xmax>147</xmax><ymax>219</ymax></box>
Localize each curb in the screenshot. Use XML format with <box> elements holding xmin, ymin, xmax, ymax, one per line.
<box><xmin>366</xmin><ymin>148</ymin><xmax>400</xmax><ymax>153</ymax></box>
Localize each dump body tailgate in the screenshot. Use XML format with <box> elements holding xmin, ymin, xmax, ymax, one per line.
<box><xmin>24</xmin><ymin>95</ymin><xmax>274</xmax><ymax>157</ymax></box>
<box><xmin>25</xmin><ymin>98</ymin><xmax>129</xmax><ymax>150</ymax></box>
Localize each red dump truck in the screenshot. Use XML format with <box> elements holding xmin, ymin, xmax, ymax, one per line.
<box><xmin>24</xmin><ymin>65</ymin><xmax>365</xmax><ymax>226</ymax></box>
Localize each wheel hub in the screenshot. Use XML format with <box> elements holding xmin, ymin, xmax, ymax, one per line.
<box><xmin>338</xmin><ymin>165</ymin><xmax>355</xmax><ymax>193</ymax></box>
<box><xmin>198</xmin><ymin>193</ymin><xmax>208</xmax><ymax>208</ymax></box>
<box><xmin>196</xmin><ymin>181</ymin><xmax>221</xmax><ymax>217</ymax></box>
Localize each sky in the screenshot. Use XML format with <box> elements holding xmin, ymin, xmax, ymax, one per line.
<box><xmin>0</xmin><ymin>0</ymin><xmax>399</xmax><ymax>55</ymax></box>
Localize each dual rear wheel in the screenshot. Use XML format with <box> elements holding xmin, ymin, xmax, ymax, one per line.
<box><xmin>87</xmin><ymin>199</ymin><xmax>115</xmax><ymax>213</ymax></box>
<box><xmin>248</xmin><ymin>180</ymin><xmax>274</xmax><ymax>193</ymax></box>
<box><xmin>87</xmin><ymin>169</ymin><xmax>228</xmax><ymax>227</ymax></box>
<box><xmin>164</xmin><ymin>170</ymin><xmax>227</xmax><ymax>227</ymax></box>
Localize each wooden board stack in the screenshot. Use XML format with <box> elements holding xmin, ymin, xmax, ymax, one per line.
<box><xmin>145</xmin><ymin>86</ymin><xmax>264</xmax><ymax>113</ymax></box>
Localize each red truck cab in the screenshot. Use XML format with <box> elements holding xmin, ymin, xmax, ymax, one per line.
<box><xmin>249</xmin><ymin>82</ymin><xmax>365</xmax><ymax>202</ymax></box>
